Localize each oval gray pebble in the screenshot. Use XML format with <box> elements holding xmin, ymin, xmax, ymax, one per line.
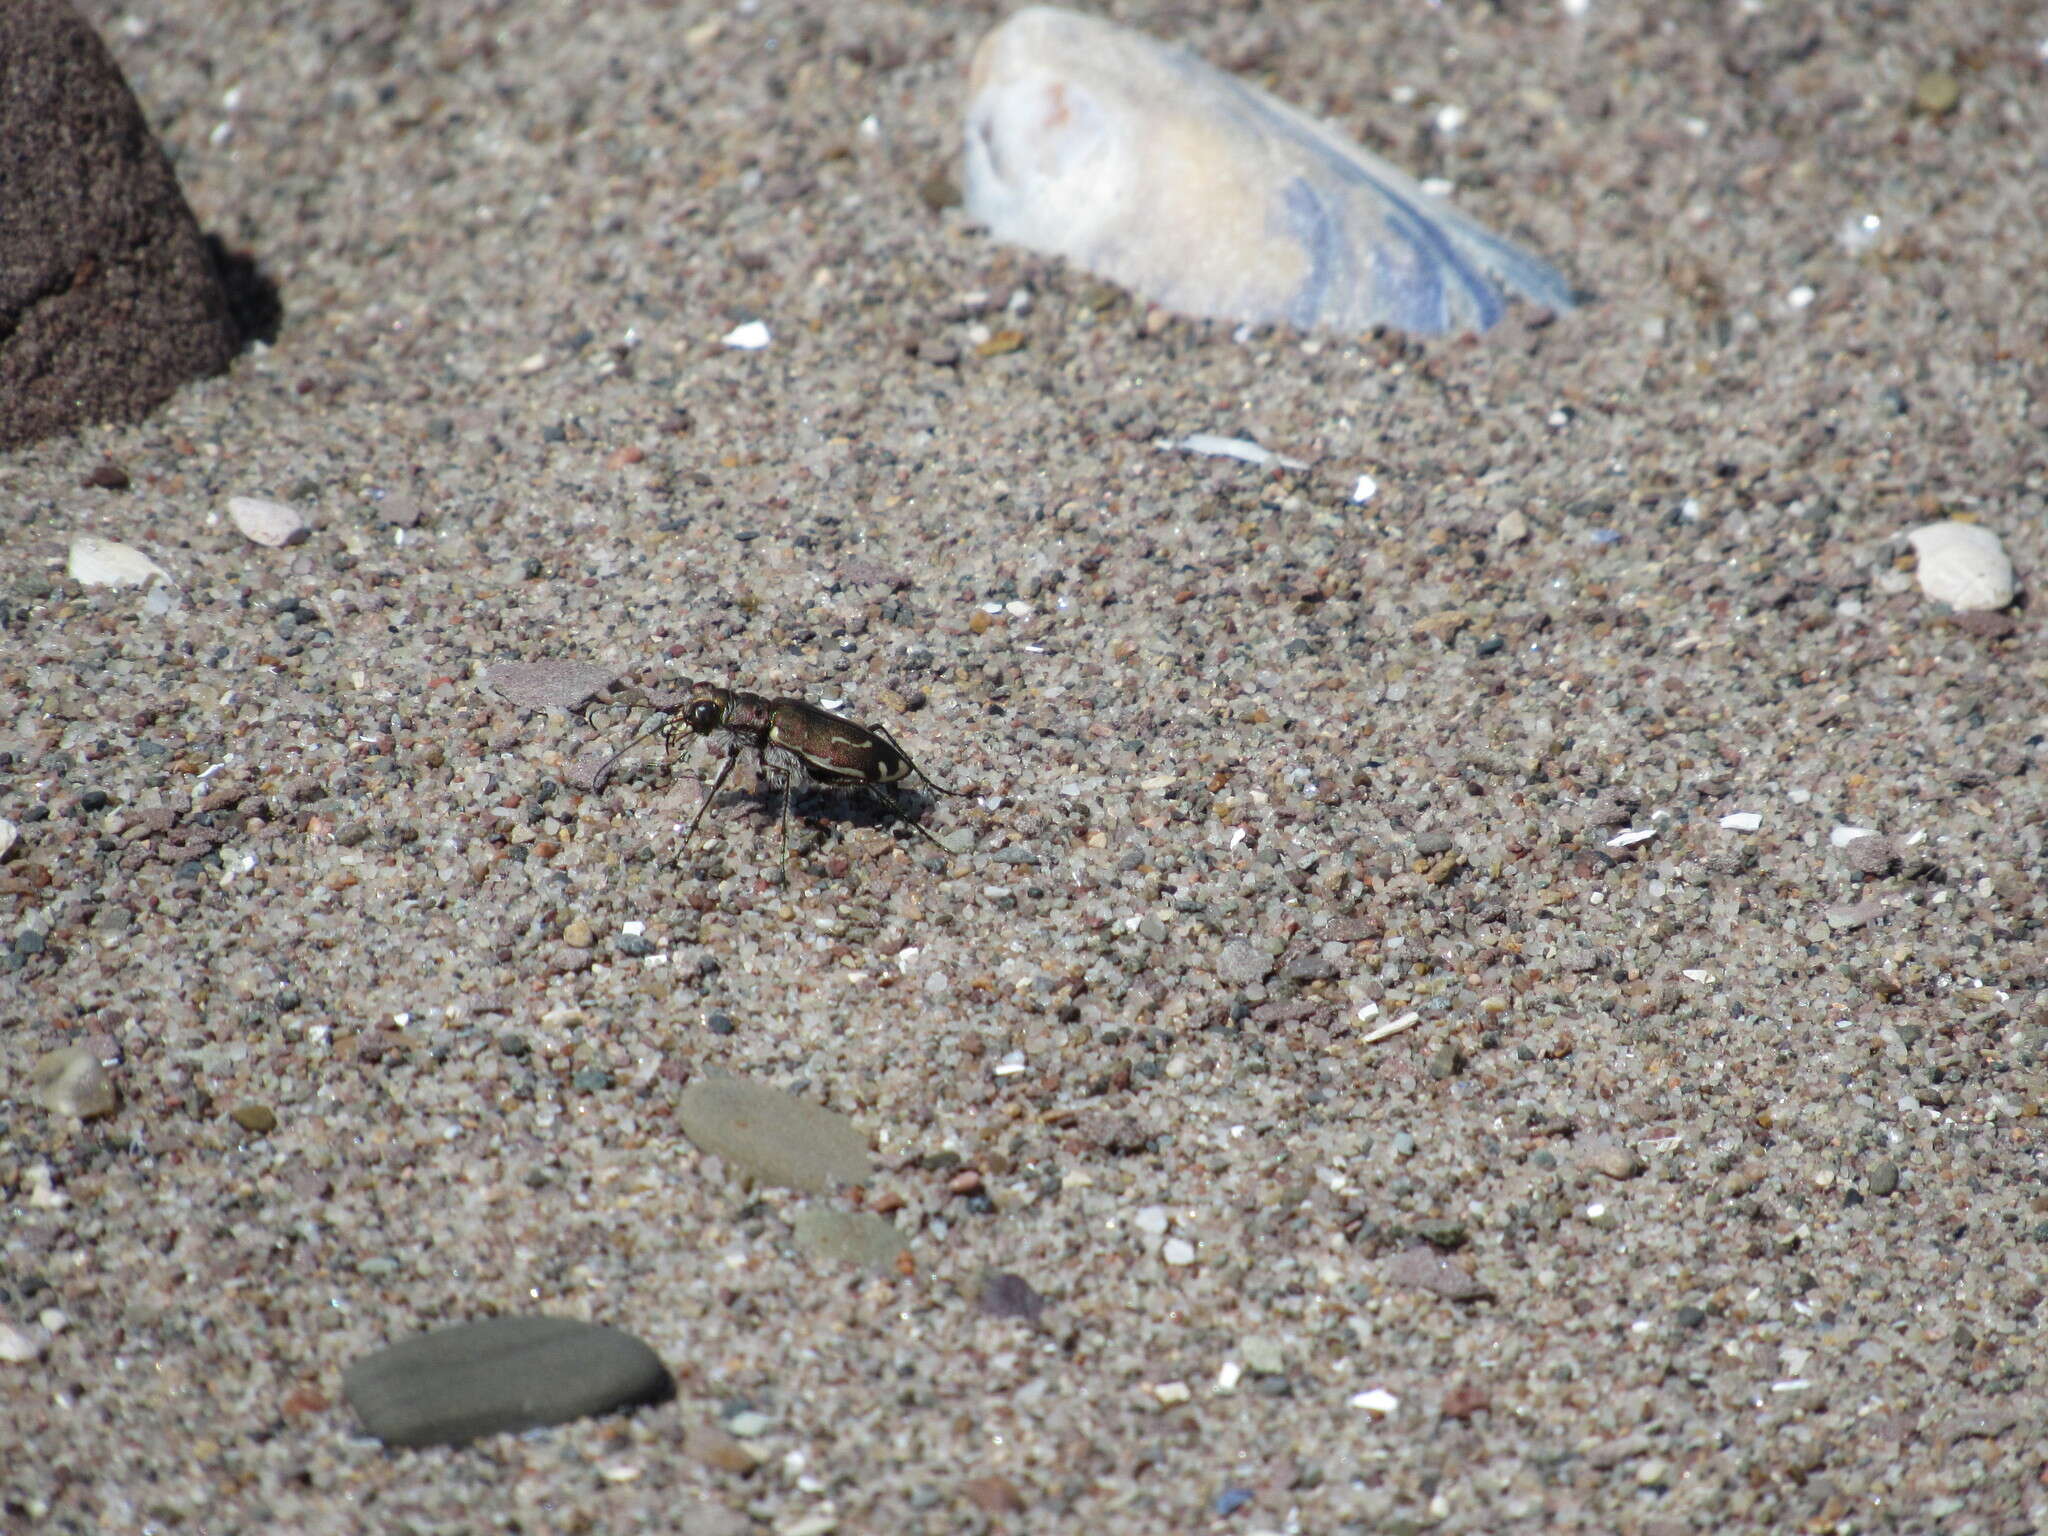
<box><xmin>1869</xmin><ymin>1159</ymin><xmax>1900</xmax><ymax>1197</ymax></box>
<box><xmin>343</xmin><ymin>1316</ymin><xmax>673</xmax><ymax>1448</ymax></box>
<box><xmin>790</xmin><ymin>1208</ymin><xmax>908</xmax><ymax>1271</ymax></box>
<box><xmin>677</xmin><ymin>1076</ymin><xmax>872</xmax><ymax>1193</ymax></box>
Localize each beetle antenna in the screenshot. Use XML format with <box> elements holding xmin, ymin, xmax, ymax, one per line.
<box><xmin>591</xmin><ymin>708</ymin><xmax>674</xmax><ymax>792</ymax></box>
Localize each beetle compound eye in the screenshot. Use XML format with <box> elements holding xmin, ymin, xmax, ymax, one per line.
<box><xmin>685</xmin><ymin>701</ymin><xmax>721</xmax><ymax>734</ymax></box>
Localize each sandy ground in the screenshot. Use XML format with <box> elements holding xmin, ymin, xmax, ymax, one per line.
<box><xmin>5</xmin><ymin>1</ymin><xmax>2047</xmax><ymax>1532</ymax></box>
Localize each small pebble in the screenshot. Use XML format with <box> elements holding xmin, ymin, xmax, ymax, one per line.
<box><xmin>1907</xmin><ymin>521</ymin><xmax>2015</xmax><ymax>611</ymax></box>
<box><xmin>725</xmin><ymin>1409</ymin><xmax>773</xmax><ymax>1438</ymax></box>
<box><xmin>1349</xmin><ymin>1387</ymin><xmax>1400</xmax><ymax>1417</ymax></box>
<box><xmin>343</xmin><ymin>1317</ymin><xmax>673</xmax><ymax>1448</ymax></box>
<box><xmin>976</xmin><ymin>1271</ymin><xmax>1047</xmax><ymax>1323</ymax></box>
<box><xmin>1585</xmin><ymin>1141</ymin><xmax>1646</xmax><ymax>1180</ymax></box>
<box><xmin>960</xmin><ymin>1475</ymin><xmax>1027</xmax><ymax>1514</ymax></box>
<box><xmin>0</xmin><ymin>1320</ymin><xmax>46</xmax><ymax>1364</ymax></box>
<box><xmin>32</xmin><ymin>1047</ymin><xmax>117</xmax><ymax>1119</ymax></box>
<box><xmin>1869</xmin><ymin>1159</ymin><xmax>1900</xmax><ymax>1197</ymax></box>
<box><xmin>1912</xmin><ymin>69</ymin><xmax>1960</xmax><ymax>116</ymax></box>
<box><xmin>0</xmin><ymin>819</ymin><xmax>18</xmax><ymax>863</ymax></box>
<box><xmin>1846</xmin><ymin>836</ymin><xmax>1901</xmax><ymax>876</ymax></box>
<box><xmin>685</xmin><ymin>1421</ymin><xmax>761</xmax><ymax>1475</ymax></box>
<box><xmin>720</xmin><ymin>320</ymin><xmax>771</xmax><ymax>349</ymax></box>
<box><xmin>1240</xmin><ymin>1336</ymin><xmax>1286</xmax><ymax>1375</ymax></box>
<box><xmin>226</xmin><ymin>495</ymin><xmax>311</xmax><ymax>548</ymax></box>
<box><xmin>1216</xmin><ymin>939</ymin><xmax>1269</xmax><ymax>986</ymax></box>
<box><xmin>1161</xmin><ymin>1237</ymin><xmax>1196</xmax><ymax>1266</ymax></box>
<box><xmin>229</xmin><ymin>1104</ymin><xmax>278</xmax><ymax>1135</ymax></box>
<box><xmin>562</xmin><ymin>917</ymin><xmax>595</xmax><ymax>948</ymax></box>
<box><xmin>1384</xmin><ymin>1245</ymin><xmax>1492</xmax><ymax>1302</ymax></box>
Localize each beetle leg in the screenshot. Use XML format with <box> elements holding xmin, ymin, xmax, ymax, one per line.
<box><xmin>779</xmin><ymin>776</ymin><xmax>795</xmax><ymax>869</ymax></box>
<box><xmin>872</xmin><ymin>785</ymin><xmax>957</xmax><ymax>857</ymax></box>
<box><xmin>685</xmin><ymin>743</ymin><xmax>742</xmax><ymax>844</ymax></box>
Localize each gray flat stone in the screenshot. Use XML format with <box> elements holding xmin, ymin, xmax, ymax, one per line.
<box><xmin>790</xmin><ymin>1208</ymin><xmax>908</xmax><ymax>1270</ymax></box>
<box><xmin>678</xmin><ymin>1077</ymin><xmax>871</xmax><ymax>1193</ymax></box>
<box><xmin>343</xmin><ymin>1316</ymin><xmax>672</xmax><ymax>1448</ymax></box>
<box><xmin>485</xmin><ymin>658</ymin><xmax>619</xmax><ymax>711</ymax></box>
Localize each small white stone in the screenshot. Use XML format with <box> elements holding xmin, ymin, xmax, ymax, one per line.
<box><xmin>1351</xmin><ymin>473</ymin><xmax>1379</xmax><ymax>504</ymax></box>
<box><xmin>227</xmin><ymin>495</ymin><xmax>311</xmax><ymax>548</ymax></box>
<box><xmin>1151</xmin><ymin>1380</ymin><xmax>1191</xmax><ymax>1405</ymax></box>
<box><xmin>1496</xmin><ymin>509</ymin><xmax>1530</xmax><ymax>544</ymax></box>
<box><xmin>0</xmin><ymin>1321</ymin><xmax>46</xmax><ymax>1364</ymax></box>
<box><xmin>1240</xmin><ymin>1336</ymin><xmax>1286</xmax><ymax>1375</ymax></box>
<box><xmin>1719</xmin><ymin>812</ymin><xmax>1762</xmax><ymax>831</ymax></box>
<box><xmin>1132</xmin><ymin>1205</ymin><xmax>1170</xmax><ymax>1236</ymax></box>
<box><xmin>1161</xmin><ymin>1237</ymin><xmax>1196</xmax><ymax>1266</ymax></box>
<box><xmin>1907</xmin><ymin>521</ymin><xmax>2016</xmax><ymax>611</ymax></box>
<box><xmin>1349</xmin><ymin>1387</ymin><xmax>1400</xmax><ymax>1416</ymax></box>
<box><xmin>67</xmin><ymin>534</ymin><xmax>169</xmax><ymax>589</ymax></box>
<box><xmin>1829</xmin><ymin>826</ymin><xmax>1877</xmax><ymax>847</ymax></box>
<box><xmin>721</xmin><ymin>320</ymin><xmax>771</xmax><ymax>349</ymax></box>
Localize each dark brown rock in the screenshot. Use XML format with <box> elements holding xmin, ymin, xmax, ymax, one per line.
<box><xmin>0</xmin><ymin>0</ymin><xmax>239</xmax><ymax>448</ymax></box>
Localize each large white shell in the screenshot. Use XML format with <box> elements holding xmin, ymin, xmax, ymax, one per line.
<box><xmin>67</xmin><ymin>534</ymin><xmax>170</xmax><ymax>588</ymax></box>
<box><xmin>1906</xmin><ymin>521</ymin><xmax>2015</xmax><ymax>611</ymax></box>
<box><xmin>963</xmin><ymin>6</ymin><xmax>1576</xmax><ymax>336</ymax></box>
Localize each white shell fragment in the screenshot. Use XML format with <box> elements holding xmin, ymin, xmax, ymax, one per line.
<box><xmin>1906</xmin><ymin>521</ymin><xmax>2016</xmax><ymax>611</ymax></box>
<box><xmin>1719</xmin><ymin>812</ymin><xmax>1762</xmax><ymax>832</ymax></box>
<box><xmin>963</xmin><ymin>7</ymin><xmax>1577</xmax><ymax>336</ymax></box>
<box><xmin>1162</xmin><ymin>433</ymin><xmax>1306</xmax><ymax>469</ymax></box>
<box><xmin>720</xmin><ymin>320</ymin><xmax>771</xmax><ymax>350</ymax></box>
<box><xmin>227</xmin><ymin>495</ymin><xmax>311</xmax><ymax>548</ymax></box>
<box><xmin>67</xmin><ymin>534</ymin><xmax>170</xmax><ymax>589</ymax></box>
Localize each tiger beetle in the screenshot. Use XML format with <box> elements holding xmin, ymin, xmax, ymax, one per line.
<box><xmin>597</xmin><ymin>681</ymin><xmax>969</xmax><ymax>868</ymax></box>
